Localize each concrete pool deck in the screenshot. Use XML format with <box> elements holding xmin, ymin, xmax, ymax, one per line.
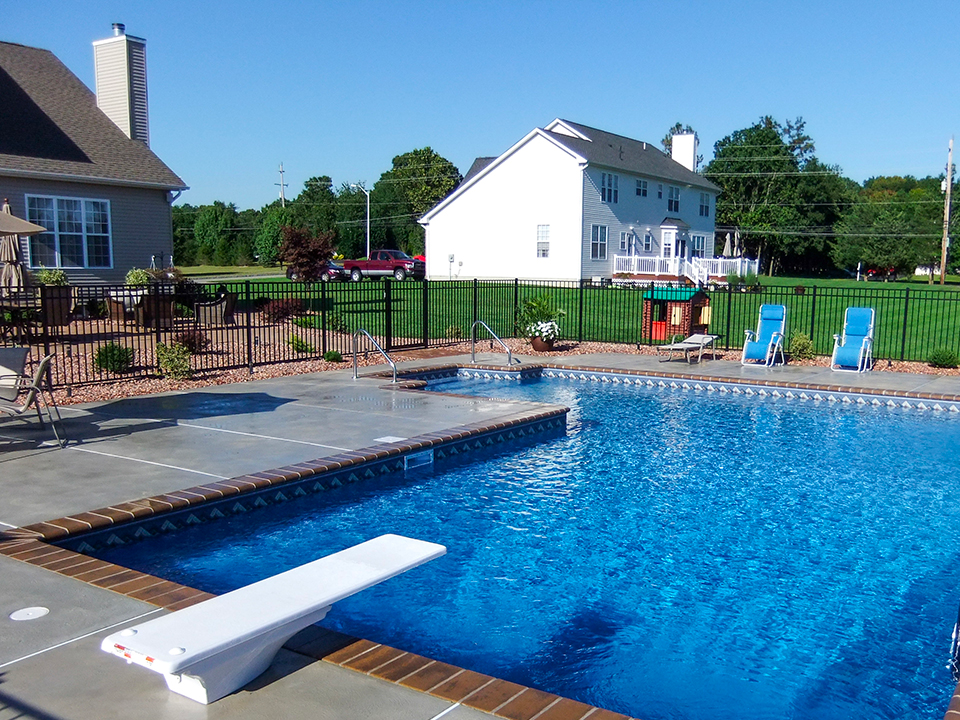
<box><xmin>2</xmin><ymin>352</ymin><xmax>960</xmax><ymax>720</ymax></box>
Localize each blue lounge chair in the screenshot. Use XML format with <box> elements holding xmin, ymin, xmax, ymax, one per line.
<box><xmin>742</xmin><ymin>304</ymin><xmax>786</xmax><ymax>366</ymax></box>
<box><xmin>831</xmin><ymin>307</ymin><xmax>874</xmax><ymax>372</ymax></box>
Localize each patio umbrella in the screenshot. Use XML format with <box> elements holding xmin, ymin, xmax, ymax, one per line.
<box><xmin>721</xmin><ymin>232</ymin><xmax>732</xmax><ymax>258</ymax></box>
<box><xmin>733</xmin><ymin>229</ymin><xmax>743</xmax><ymax>258</ymax></box>
<box><xmin>1</xmin><ymin>200</ymin><xmax>44</xmax><ymax>295</ymax></box>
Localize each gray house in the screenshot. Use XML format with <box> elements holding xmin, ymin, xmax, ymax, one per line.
<box><xmin>0</xmin><ymin>25</ymin><xmax>186</xmax><ymax>284</ymax></box>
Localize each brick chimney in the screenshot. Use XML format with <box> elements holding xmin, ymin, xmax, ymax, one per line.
<box><xmin>93</xmin><ymin>23</ymin><xmax>150</xmax><ymax>146</ymax></box>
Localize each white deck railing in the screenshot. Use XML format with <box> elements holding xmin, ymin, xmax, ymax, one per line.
<box><xmin>613</xmin><ymin>255</ymin><xmax>760</xmax><ymax>284</ymax></box>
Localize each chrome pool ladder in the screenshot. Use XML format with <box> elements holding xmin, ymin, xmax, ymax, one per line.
<box><xmin>352</xmin><ymin>328</ymin><xmax>397</xmax><ymax>383</ymax></box>
<box><xmin>471</xmin><ymin>320</ymin><xmax>516</xmax><ymax>365</ymax></box>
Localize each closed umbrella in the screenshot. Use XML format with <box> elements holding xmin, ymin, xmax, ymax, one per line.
<box><xmin>721</xmin><ymin>232</ymin><xmax>732</xmax><ymax>258</ymax></box>
<box><xmin>1</xmin><ymin>200</ymin><xmax>45</xmax><ymax>296</ymax></box>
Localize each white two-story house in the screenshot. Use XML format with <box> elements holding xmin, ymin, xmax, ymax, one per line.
<box><xmin>420</xmin><ymin>119</ymin><xmax>750</xmax><ymax>284</ymax></box>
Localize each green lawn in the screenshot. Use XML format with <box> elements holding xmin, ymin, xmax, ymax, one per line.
<box><xmin>197</xmin><ymin>276</ymin><xmax>960</xmax><ymax>364</ymax></box>
<box><xmin>180</xmin><ymin>265</ymin><xmax>284</xmax><ymax>279</ymax></box>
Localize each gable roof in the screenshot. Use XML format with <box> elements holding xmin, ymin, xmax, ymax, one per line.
<box><xmin>543</xmin><ymin>119</ymin><xmax>719</xmax><ymax>193</ymax></box>
<box><xmin>462</xmin><ymin>157</ymin><xmax>497</xmax><ymax>183</ymax></box>
<box><xmin>0</xmin><ymin>41</ymin><xmax>186</xmax><ymax>190</ymax></box>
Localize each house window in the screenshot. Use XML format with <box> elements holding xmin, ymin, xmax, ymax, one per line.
<box><xmin>699</xmin><ymin>193</ymin><xmax>710</xmax><ymax>217</ymax></box>
<box><xmin>26</xmin><ymin>195</ymin><xmax>112</xmax><ymax>269</ymax></box>
<box><xmin>537</xmin><ymin>225</ymin><xmax>550</xmax><ymax>258</ymax></box>
<box><xmin>662</xmin><ymin>230</ymin><xmax>674</xmax><ymax>258</ymax></box>
<box><xmin>692</xmin><ymin>234</ymin><xmax>706</xmax><ymax>258</ymax></box>
<box><xmin>619</xmin><ymin>231</ymin><xmax>628</xmax><ymax>251</ymax></box>
<box><xmin>636</xmin><ymin>179</ymin><xmax>647</xmax><ymax>197</ymax></box>
<box><xmin>668</xmin><ymin>186</ymin><xmax>680</xmax><ymax>213</ymax></box>
<box><xmin>601</xmin><ymin>173</ymin><xmax>618</xmax><ymax>203</ymax></box>
<box><xmin>643</xmin><ymin>233</ymin><xmax>653</xmax><ymax>253</ymax></box>
<box><xmin>657</xmin><ymin>184</ymin><xmax>663</xmax><ymax>199</ymax></box>
<box><xmin>591</xmin><ymin>225</ymin><xmax>607</xmax><ymax>260</ymax></box>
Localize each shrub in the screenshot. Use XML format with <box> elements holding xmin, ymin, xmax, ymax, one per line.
<box><xmin>789</xmin><ymin>331</ymin><xmax>815</xmax><ymax>361</ymax></box>
<box><xmin>94</xmin><ymin>343</ymin><xmax>134</xmax><ymax>374</ymax></box>
<box><xmin>517</xmin><ymin>295</ymin><xmax>566</xmax><ymax>339</ymax></box>
<box><xmin>125</xmin><ymin>268</ymin><xmax>151</xmax><ymax>286</ymax></box>
<box><xmin>743</xmin><ymin>271</ymin><xmax>760</xmax><ymax>290</ymax></box>
<box><xmin>175</xmin><ymin>302</ymin><xmax>195</xmax><ymax>319</ymax></box>
<box><xmin>445</xmin><ymin>324</ymin><xmax>463</xmax><ymax>340</ymax></box>
<box><xmin>34</xmin><ymin>268</ymin><xmax>69</xmax><ymax>286</ymax></box>
<box><xmin>174</xmin><ymin>329</ymin><xmax>210</xmax><ymax>354</ymax></box>
<box><xmin>927</xmin><ymin>348</ymin><xmax>959</xmax><ymax>369</ymax></box>
<box><xmin>287</xmin><ymin>335</ymin><xmax>315</xmax><ymax>353</ymax></box>
<box><xmin>263</xmin><ymin>298</ymin><xmax>305</xmax><ymax>322</ymax></box>
<box><xmin>725</xmin><ymin>271</ymin><xmax>741</xmax><ymax>287</ymax></box>
<box><xmin>156</xmin><ymin>342</ymin><xmax>192</xmax><ymax>380</ymax></box>
<box><xmin>794</xmin><ymin>285</ymin><xmax>806</xmax><ymax>295</ymax></box>
<box><xmin>323</xmin><ymin>350</ymin><xmax>344</xmax><ymax>362</ymax></box>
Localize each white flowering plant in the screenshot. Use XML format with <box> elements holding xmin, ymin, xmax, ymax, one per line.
<box><xmin>518</xmin><ymin>295</ymin><xmax>566</xmax><ymax>341</ymax></box>
<box><xmin>527</xmin><ymin>320</ymin><xmax>561</xmax><ymax>342</ymax></box>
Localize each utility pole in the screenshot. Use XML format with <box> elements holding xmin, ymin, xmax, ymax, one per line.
<box><xmin>941</xmin><ymin>138</ymin><xmax>955</xmax><ymax>285</ymax></box>
<box><xmin>276</xmin><ymin>163</ymin><xmax>288</xmax><ymax>207</ymax></box>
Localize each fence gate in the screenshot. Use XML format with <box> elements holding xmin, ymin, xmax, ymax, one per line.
<box><xmin>383</xmin><ymin>279</ymin><xmax>428</xmax><ymax>352</ymax></box>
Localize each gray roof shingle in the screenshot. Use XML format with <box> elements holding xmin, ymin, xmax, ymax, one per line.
<box><xmin>0</xmin><ymin>40</ymin><xmax>186</xmax><ymax>190</ymax></box>
<box><xmin>545</xmin><ymin>120</ymin><xmax>719</xmax><ymax>193</ymax></box>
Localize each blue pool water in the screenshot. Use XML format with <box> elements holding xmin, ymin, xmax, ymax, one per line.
<box><xmin>96</xmin><ymin>378</ymin><xmax>960</xmax><ymax>719</ymax></box>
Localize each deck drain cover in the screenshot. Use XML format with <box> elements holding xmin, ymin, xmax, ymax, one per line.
<box><xmin>10</xmin><ymin>607</ymin><xmax>49</xmax><ymax>621</ymax></box>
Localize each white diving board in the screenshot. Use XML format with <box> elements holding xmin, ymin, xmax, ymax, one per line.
<box><xmin>100</xmin><ymin>534</ymin><xmax>446</xmax><ymax>703</ymax></box>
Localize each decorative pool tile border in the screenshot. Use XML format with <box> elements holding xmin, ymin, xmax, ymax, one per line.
<box><xmin>394</xmin><ymin>362</ymin><xmax>960</xmax><ymax>412</ymax></box>
<box><xmin>0</xmin><ymin>406</ymin><xmax>566</xmax><ymax>552</ymax></box>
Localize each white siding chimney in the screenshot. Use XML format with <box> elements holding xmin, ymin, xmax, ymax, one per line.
<box><xmin>93</xmin><ymin>24</ymin><xmax>150</xmax><ymax>146</ymax></box>
<box><xmin>671</xmin><ymin>132</ymin><xmax>698</xmax><ymax>172</ymax></box>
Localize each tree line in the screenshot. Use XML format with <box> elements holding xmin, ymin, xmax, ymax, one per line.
<box><xmin>173</xmin><ymin>122</ymin><xmax>956</xmax><ymax>278</ymax></box>
<box><xmin>172</xmin><ymin>147</ymin><xmax>461</xmax><ymax>266</ymax></box>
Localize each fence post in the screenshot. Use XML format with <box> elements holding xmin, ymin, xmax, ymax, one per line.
<box><xmin>245</xmin><ymin>280</ymin><xmax>254</xmax><ymax>375</ymax></box>
<box><xmin>578</xmin><ymin>280</ymin><xmax>585</xmax><ymax>342</ymax></box>
<box><xmin>809</xmin><ymin>285</ymin><xmax>817</xmax><ymax>346</ymax></box>
<box><xmin>423</xmin><ymin>280</ymin><xmax>430</xmax><ymax>348</ymax></box>
<box><xmin>320</xmin><ymin>280</ymin><xmax>328</xmax><ymax>356</ymax></box>
<box><xmin>384</xmin><ymin>279</ymin><xmax>393</xmax><ymax>351</ymax></box>
<box><xmin>900</xmin><ymin>287</ymin><xmax>910</xmax><ymax>361</ymax></box>
<box><xmin>513</xmin><ymin>278</ymin><xmax>519</xmax><ymax>336</ymax></box>
<box><xmin>725</xmin><ymin>285</ymin><xmax>733</xmax><ymax>350</ymax></box>
<box><xmin>153</xmin><ymin>284</ymin><xmax>162</xmax><ymax>371</ymax></box>
<box><xmin>473</xmin><ymin>278</ymin><xmax>478</xmax><ymax>328</ymax></box>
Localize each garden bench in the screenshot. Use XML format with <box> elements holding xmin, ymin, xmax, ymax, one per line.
<box><xmin>100</xmin><ymin>534</ymin><xmax>446</xmax><ymax>703</ymax></box>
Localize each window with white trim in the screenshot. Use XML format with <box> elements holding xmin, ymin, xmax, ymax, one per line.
<box><xmin>636</xmin><ymin>179</ymin><xmax>647</xmax><ymax>197</ymax></box>
<box><xmin>26</xmin><ymin>195</ymin><xmax>112</xmax><ymax>268</ymax></box>
<box><xmin>657</xmin><ymin>184</ymin><xmax>663</xmax><ymax>199</ymax></box>
<box><xmin>668</xmin><ymin>186</ymin><xmax>680</xmax><ymax>213</ymax></box>
<box><xmin>601</xmin><ymin>173</ymin><xmax>619</xmax><ymax>203</ymax></box>
<box><xmin>643</xmin><ymin>233</ymin><xmax>653</xmax><ymax>253</ymax></box>
<box><xmin>591</xmin><ymin>225</ymin><xmax>607</xmax><ymax>260</ymax></box>
<box><xmin>619</xmin><ymin>231</ymin><xmax>628</xmax><ymax>251</ymax></box>
<box><xmin>699</xmin><ymin>193</ymin><xmax>710</xmax><ymax>217</ymax></box>
<box><xmin>536</xmin><ymin>225</ymin><xmax>550</xmax><ymax>258</ymax></box>
<box><xmin>692</xmin><ymin>234</ymin><xmax>706</xmax><ymax>258</ymax></box>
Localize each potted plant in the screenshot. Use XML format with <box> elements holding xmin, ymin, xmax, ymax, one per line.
<box><xmin>33</xmin><ymin>267</ymin><xmax>73</xmax><ymax>327</ymax></box>
<box><xmin>518</xmin><ymin>295</ymin><xmax>565</xmax><ymax>351</ymax></box>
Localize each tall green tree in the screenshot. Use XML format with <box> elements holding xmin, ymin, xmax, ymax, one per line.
<box><xmin>370</xmin><ymin>148</ymin><xmax>461</xmax><ymax>256</ymax></box>
<box><xmin>703</xmin><ymin>116</ymin><xmax>850</xmax><ymax>275</ymax></box>
<box><xmin>193</xmin><ymin>202</ymin><xmax>239</xmax><ymax>265</ymax></box>
<box><xmin>172</xmin><ymin>203</ymin><xmax>198</xmax><ymax>266</ymax></box>
<box><xmin>254</xmin><ymin>203</ymin><xmax>290</xmax><ymax>266</ymax></box>
<box><xmin>288</xmin><ymin>176</ymin><xmax>338</xmax><ymax>236</ymax></box>
<box><xmin>335</xmin><ymin>183</ymin><xmax>368</xmax><ymax>259</ymax></box>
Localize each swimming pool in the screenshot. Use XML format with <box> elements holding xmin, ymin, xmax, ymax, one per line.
<box><xmin>92</xmin><ymin>376</ymin><xmax>959</xmax><ymax>719</ymax></box>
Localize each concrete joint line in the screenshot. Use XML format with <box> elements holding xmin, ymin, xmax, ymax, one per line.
<box><xmin>67</xmin><ymin>446</ymin><xmax>229</xmax><ymax>479</ymax></box>
<box><xmin>428</xmin><ymin>702</ymin><xmax>462</xmax><ymax>720</ymax></box>
<box><xmin>0</xmin><ymin>608</ymin><xmax>162</xmax><ymax>669</ymax></box>
<box><xmin>175</xmin><ymin>422</ymin><xmax>351</xmax><ymax>451</ymax></box>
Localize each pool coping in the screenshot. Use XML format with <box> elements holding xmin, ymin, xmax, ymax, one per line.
<box><xmin>4</xmin><ymin>360</ymin><xmax>960</xmax><ymax>720</ymax></box>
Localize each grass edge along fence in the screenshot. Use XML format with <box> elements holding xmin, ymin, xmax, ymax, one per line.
<box><xmin>4</xmin><ymin>279</ymin><xmax>959</xmax><ymax>388</ymax></box>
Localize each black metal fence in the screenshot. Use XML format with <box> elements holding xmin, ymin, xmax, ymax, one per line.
<box><xmin>3</xmin><ymin>278</ymin><xmax>960</xmax><ymax>388</ymax></box>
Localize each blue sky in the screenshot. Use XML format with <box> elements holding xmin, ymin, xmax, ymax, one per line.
<box><xmin>7</xmin><ymin>1</ymin><xmax>956</xmax><ymax>210</ymax></box>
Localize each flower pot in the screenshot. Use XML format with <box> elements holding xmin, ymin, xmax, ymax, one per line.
<box><xmin>531</xmin><ymin>336</ymin><xmax>554</xmax><ymax>352</ymax></box>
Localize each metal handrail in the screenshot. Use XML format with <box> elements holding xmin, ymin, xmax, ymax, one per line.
<box><xmin>352</xmin><ymin>328</ymin><xmax>397</xmax><ymax>383</ymax></box>
<box><xmin>471</xmin><ymin>320</ymin><xmax>514</xmax><ymax>365</ymax></box>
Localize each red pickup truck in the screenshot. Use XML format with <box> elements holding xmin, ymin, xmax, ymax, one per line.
<box><xmin>342</xmin><ymin>250</ymin><xmax>425</xmax><ymax>282</ymax></box>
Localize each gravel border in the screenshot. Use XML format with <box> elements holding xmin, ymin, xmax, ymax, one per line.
<box><xmin>48</xmin><ymin>338</ymin><xmax>960</xmax><ymax>407</ymax></box>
